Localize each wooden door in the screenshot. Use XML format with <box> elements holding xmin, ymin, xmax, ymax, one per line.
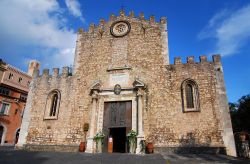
<box><xmin>103</xmin><ymin>101</ymin><xmax>132</xmax><ymax>152</ymax></box>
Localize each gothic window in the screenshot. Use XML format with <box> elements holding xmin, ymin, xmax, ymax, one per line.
<box><xmin>181</xmin><ymin>79</ymin><xmax>200</xmax><ymax>112</ymax></box>
<box><xmin>44</xmin><ymin>90</ymin><xmax>61</xmax><ymax>120</ymax></box>
<box><xmin>185</xmin><ymin>84</ymin><xmax>194</xmax><ymax>108</ymax></box>
<box><xmin>49</xmin><ymin>94</ymin><xmax>58</xmax><ymax>116</ymax></box>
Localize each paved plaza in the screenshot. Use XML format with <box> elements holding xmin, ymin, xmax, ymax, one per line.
<box><xmin>0</xmin><ymin>149</ymin><xmax>249</xmax><ymax>164</ymax></box>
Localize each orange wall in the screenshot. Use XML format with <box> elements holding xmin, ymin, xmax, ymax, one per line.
<box><xmin>0</xmin><ymin>93</ymin><xmax>26</xmax><ymax>145</ymax></box>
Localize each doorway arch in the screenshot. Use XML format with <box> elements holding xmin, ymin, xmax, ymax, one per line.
<box><xmin>0</xmin><ymin>123</ymin><xmax>7</xmax><ymax>145</ymax></box>
<box><xmin>15</xmin><ymin>128</ymin><xmax>20</xmax><ymax>144</ymax></box>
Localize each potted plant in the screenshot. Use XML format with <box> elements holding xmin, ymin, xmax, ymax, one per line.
<box><xmin>93</xmin><ymin>131</ymin><xmax>105</xmax><ymax>153</ymax></box>
<box><xmin>79</xmin><ymin>141</ymin><xmax>86</xmax><ymax>152</ymax></box>
<box><xmin>79</xmin><ymin>123</ymin><xmax>89</xmax><ymax>152</ymax></box>
<box><xmin>127</xmin><ymin>130</ymin><xmax>137</xmax><ymax>153</ymax></box>
<box><xmin>146</xmin><ymin>142</ymin><xmax>154</xmax><ymax>154</ymax></box>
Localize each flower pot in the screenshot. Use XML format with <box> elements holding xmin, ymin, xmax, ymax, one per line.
<box><xmin>96</xmin><ymin>140</ymin><xmax>102</xmax><ymax>153</ymax></box>
<box><xmin>129</xmin><ymin>140</ymin><xmax>136</xmax><ymax>153</ymax></box>
<box><xmin>129</xmin><ymin>141</ymin><xmax>135</xmax><ymax>154</ymax></box>
<box><xmin>147</xmin><ymin>142</ymin><xmax>154</xmax><ymax>154</ymax></box>
<box><xmin>79</xmin><ymin>142</ymin><xmax>86</xmax><ymax>152</ymax></box>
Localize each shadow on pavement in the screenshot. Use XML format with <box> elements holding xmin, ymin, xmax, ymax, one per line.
<box><xmin>0</xmin><ymin>150</ymin><xmax>166</xmax><ymax>164</ymax></box>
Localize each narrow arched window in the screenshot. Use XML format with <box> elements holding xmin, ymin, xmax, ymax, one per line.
<box><xmin>185</xmin><ymin>84</ymin><xmax>194</xmax><ymax>108</ymax></box>
<box><xmin>49</xmin><ymin>93</ymin><xmax>58</xmax><ymax>116</ymax></box>
<box><xmin>44</xmin><ymin>90</ymin><xmax>61</xmax><ymax>120</ymax></box>
<box><xmin>181</xmin><ymin>79</ymin><xmax>199</xmax><ymax>112</ymax></box>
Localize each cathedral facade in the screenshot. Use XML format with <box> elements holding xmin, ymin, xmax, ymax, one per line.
<box><xmin>17</xmin><ymin>10</ymin><xmax>236</xmax><ymax>156</ymax></box>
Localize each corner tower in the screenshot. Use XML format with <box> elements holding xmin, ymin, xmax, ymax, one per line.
<box><xmin>28</xmin><ymin>60</ymin><xmax>40</xmax><ymax>76</ymax></box>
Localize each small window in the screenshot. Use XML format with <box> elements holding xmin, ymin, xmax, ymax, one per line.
<box><xmin>0</xmin><ymin>102</ymin><xmax>10</xmax><ymax>115</ymax></box>
<box><xmin>18</xmin><ymin>77</ymin><xmax>22</xmax><ymax>83</ymax></box>
<box><xmin>0</xmin><ymin>87</ymin><xmax>11</xmax><ymax>96</ymax></box>
<box><xmin>44</xmin><ymin>90</ymin><xmax>61</xmax><ymax>120</ymax></box>
<box><xmin>8</xmin><ymin>73</ymin><xmax>13</xmax><ymax>79</ymax></box>
<box><xmin>20</xmin><ymin>94</ymin><xmax>27</xmax><ymax>101</ymax></box>
<box><xmin>181</xmin><ymin>79</ymin><xmax>200</xmax><ymax>112</ymax></box>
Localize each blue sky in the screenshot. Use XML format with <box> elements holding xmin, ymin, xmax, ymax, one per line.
<box><xmin>0</xmin><ymin>0</ymin><xmax>249</xmax><ymax>102</ymax></box>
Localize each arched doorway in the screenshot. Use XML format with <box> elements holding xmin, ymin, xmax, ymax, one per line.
<box><xmin>15</xmin><ymin>129</ymin><xmax>20</xmax><ymax>144</ymax></box>
<box><xmin>0</xmin><ymin>126</ymin><xmax>4</xmax><ymax>144</ymax></box>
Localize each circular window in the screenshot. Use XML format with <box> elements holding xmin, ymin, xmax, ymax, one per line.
<box><xmin>110</xmin><ymin>21</ymin><xmax>131</xmax><ymax>37</ymax></box>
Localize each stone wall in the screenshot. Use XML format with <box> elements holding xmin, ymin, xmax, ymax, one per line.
<box><xmin>18</xmin><ymin>11</ymin><xmax>236</xmax><ymax>156</ymax></box>
<box><xmin>147</xmin><ymin>56</ymin><xmax>223</xmax><ymax>147</ymax></box>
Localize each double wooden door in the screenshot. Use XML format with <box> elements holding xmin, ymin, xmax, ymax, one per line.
<box><xmin>103</xmin><ymin>101</ymin><xmax>132</xmax><ymax>152</ymax></box>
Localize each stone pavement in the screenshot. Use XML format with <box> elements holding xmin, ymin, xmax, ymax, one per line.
<box><xmin>0</xmin><ymin>149</ymin><xmax>249</xmax><ymax>164</ymax></box>
<box><xmin>162</xmin><ymin>153</ymin><xmax>248</xmax><ymax>164</ymax></box>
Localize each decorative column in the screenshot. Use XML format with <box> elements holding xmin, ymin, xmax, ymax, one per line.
<box><xmin>136</xmin><ymin>87</ymin><xmax>145</xmax><ymax>154</ymax></box>
<box><xmin>86</xmin><ymin>90</ymin><xmax>98</xmax><ymax>153</ymax></box>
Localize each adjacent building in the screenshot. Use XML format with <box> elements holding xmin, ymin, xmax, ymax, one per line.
<box><xmin>17</xmin><ymin>10</ymin><xmax>236</xmax><ymax>156</ymax></box>
<box><xmin>0</xmin><ymin>59</ymin><xmax>39</xmax><ymax>146</ymax></box>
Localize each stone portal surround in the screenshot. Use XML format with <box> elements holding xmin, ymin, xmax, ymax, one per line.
<box><xmin>85</xmin><ymin>84</ymin><xmax>145</xmax><ymax>153</ymax></box>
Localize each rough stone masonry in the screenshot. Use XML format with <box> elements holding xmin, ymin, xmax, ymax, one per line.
<box><xmin>16</xmin><ymin>10</ymin><xmax>237</xmax><ymax>156</ymax></box>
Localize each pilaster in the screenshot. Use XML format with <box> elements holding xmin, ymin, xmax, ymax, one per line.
<box><xmin>85</xmin><ymin>91</ymin><xmax>99</xmax><ymax>153</ymax></box>
<box><xmin>135</xmin><ymin>87</ymin><xmax>145</xmax><ymax>154</ymax></box>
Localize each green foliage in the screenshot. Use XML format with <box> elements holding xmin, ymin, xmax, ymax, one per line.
<box><xmin>93</xmin><ymin>131</ymin><xmax>105</xmax><ymax>141</ymax></box>
<box><xmin>127</xmin><ymin>130</ymin><xmax>137</xmax><ymax>138</ymax></box>
<box><xmin>127</xmin><ymin>130</ymin><xmax>137</xmax><ymax>153</ymax></box>
<box><xmin>230</xmin><ymin>94</ymin><xmax>250</xmax><ymax>133</ymax></box>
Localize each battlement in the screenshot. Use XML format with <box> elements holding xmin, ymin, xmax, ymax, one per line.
<box><xmin>36</xmin><ymin>66</ymin><xmax>72</xmax><ymax>78</ymax></box>
<box><xmin>173</xmin><ymin>54</ymin><xmax>221</xmax><ymax>65</ymax></box>
<box><xmin>77</xmin><ymin>9</ymin><xmax>167</xmax><ymax>35</ymax></box>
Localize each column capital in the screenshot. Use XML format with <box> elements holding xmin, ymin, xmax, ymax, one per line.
<box><xmin>91</xmin><ymin>90</ymin><xmax>99</xmax><ymax>99</ymax></box>
<box><xmin>136</xmin><ymin>87</ymin><xmax>145</xmax><ymax>97</ymax></box>
<box><xmin>90</xmin><ymin>80</ymin><xmax>101</xmax><ymax>96</ymax></box>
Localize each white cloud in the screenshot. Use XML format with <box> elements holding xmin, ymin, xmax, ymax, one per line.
<box><xmin>65</xmin><ymin>0</ymin><xmax>84</xmax><ymax>22</ymax></box>
<box><xmin>0</xmin><ymin>0</ymin><xmax>77</xmax><ymax>69</ymax></box>
<box><xmin>198</xmin><ymin>4</ymin><xmax>250</xmax><ymax>56</ymax></box>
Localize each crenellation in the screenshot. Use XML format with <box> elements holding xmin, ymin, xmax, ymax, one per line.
<box><xmin>42</xmin><ymin>69</ymin><xmax>49</xmax><ymax>77</ymax></box>
<box><xmin>99</xmin><ymin>19</ymin><xmax>105</xmax><ymax>26</ymax></box>
<box><xmin>187</xmin><ymin>56</ymin><xmax>195</xmax><ymax>64</ymax></box>
<box><xmin>119</xmin><ymin>9</ymin><xmax>125</xmax><ymax>17</ymax></box>
<box><xmin>129</xmin><ymin>11</ymin><xmax>134</xmax><ymax>18</ymax></box>
<box><xmin>109</xmin><ymin>13</ymin><xmax>115</xmax><ymax>21</ymax></box>
<box><xmin>173</xmin><ymin>55</ymin><xmax>222</xmax><ymax>65</ymax></box>
<box><xmin>212</xmin><ymin>54</ymin><xmax>221</xmax><ymax>64</ymax></box>
<box><xmin>139</xmin><ymin>12</ymin><xmax>145</xmax><ymax>20</ymax></box>
<box><xmin>77</xmin><ymin>12</ymin><xmax>170</xmax><ymax>37</ymax></box>
<box><xmin>149</xmin><ymin>15</ymin><xmax>155</xmax><ymax>24</ymax></box>
<box><xmin>160</xmin><ymin>16</ymin><xmax>167</xmax><ymax>24</ymax></box>
<box><xmin>199</xmin><ymin>55</ymin><xmax>207</xmax><ymax>63</ymax></box>
<box><xmin>89</xmin><ymin>23</ymin><xmax>95</xmax><ymax>33</ymax></box>
<box><xmin>53</xmin><ymin>68</ymin><xmax>59</xmax><ymax>77</ymax></box>
<box><xmin>174</xmin><ymin>57</ymin><xmax>182</xmax><ymax>65</ymax></box>
<box><xmin>62</xmin><ymin>67</ymin><xmax>69</xmax><ymax>77</ymax></box>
